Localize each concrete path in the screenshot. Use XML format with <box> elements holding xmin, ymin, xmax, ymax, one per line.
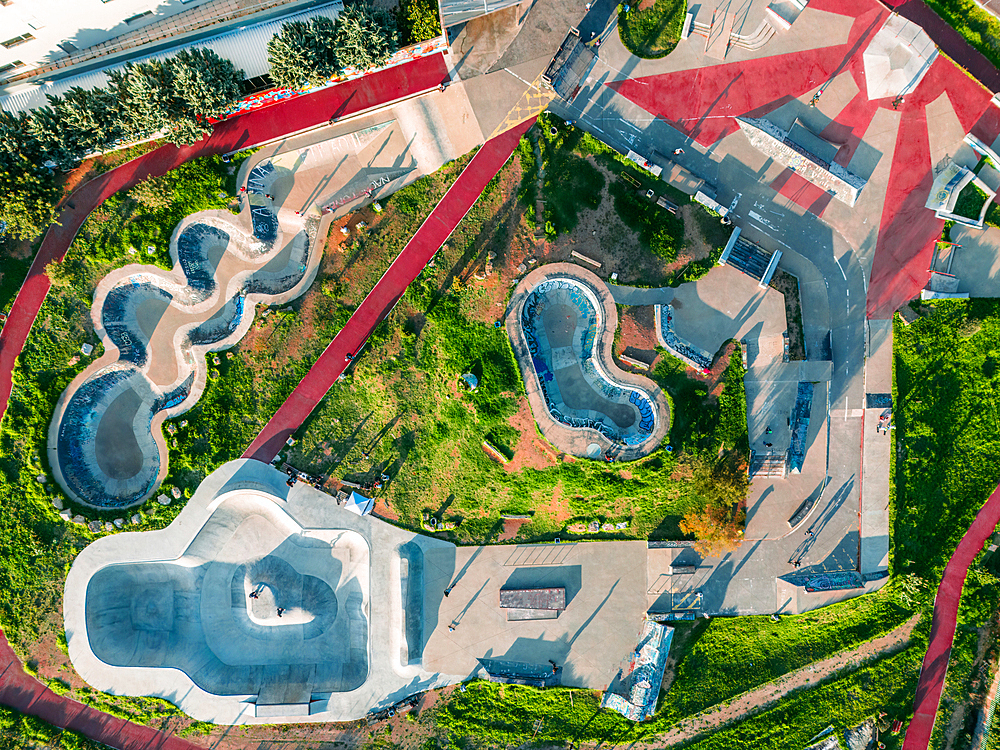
<box><xmin>658</xmin><ymin>614</ymin><xmax>919</xmax><ymax>746</ymax></box>
<box><xmin>904</xmin><ymin>480</ymin><xmax>1000</xmax><ymax>750</ymax></box>
<box><xmin>0</xmin><ymin>53</ymin><xmax>450</xmax><ymax>432</ymax></box>
<box><xmin>860</xmin><ymin>319</ymin><xmax>891</xmax><ymax>574</ymax></box>
<box><xmin>0</xmin><ymin>629</ymin><xmax>203</xmax><ymax>750</ymax></box>
<box><xmin>243</xmin><ymin>117</ymin><xmax>536</xmax><ymax>463</ymax></box>
<box><xmin>607</xmin><ymin>284</ymin><xmax>675</xmax><ymax>306</ymax></box>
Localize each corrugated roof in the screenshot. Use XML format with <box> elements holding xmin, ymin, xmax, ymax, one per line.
<box><xmin>440</xmin><ymin>0</ymin><xmax>522</xmax><ymax>28</ymax></box>
<box><xmin>0</xmin><ymin>1</ymin><xmax>342</xmax><ymax>113</ymax></box>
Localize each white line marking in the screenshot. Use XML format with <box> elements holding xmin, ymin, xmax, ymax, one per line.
<box><xmin>835</xmin><ymin>255</ymin><xmax>848</xmax><ymax>280</ymax></box>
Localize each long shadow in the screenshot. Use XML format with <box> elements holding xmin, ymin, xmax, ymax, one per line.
<box><xmin>452</xmin><ymin>577</ymin><xmax>490</xmax><ymax>625</ymax></box>
<box><xmin>680</xmin><ymin>69</ymin><xmax>742</xmax><ymax>143</ymax></box>
<box><xmin>569</xmin><ymin>580</ymin><xmax>619</xmax><ymax>646</ymax></box>
<box><xmin>447</xmin><ymin>543</ymin><xmax>489</xmax><ymax>590</ymax></box>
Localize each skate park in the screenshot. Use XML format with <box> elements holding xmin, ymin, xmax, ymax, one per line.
<box><xmin>507</xmin><ymin>264</ymin><xmax>670</xmax><ymax>461</ymax></box>
<box><xmin>48</xmin><ymin>96</ymin><xmax>485</xmax><ymax>510</ymax></box>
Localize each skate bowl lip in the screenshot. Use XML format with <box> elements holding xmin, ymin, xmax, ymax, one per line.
<box><xmin>505</xmin><ymin>262</ymin><xmax>670</xmax><ymax>461</ymax></box>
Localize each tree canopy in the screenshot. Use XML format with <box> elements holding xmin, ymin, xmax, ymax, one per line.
<box><xmin>397</xmin><ymin>0</ymin><xmax>442</xmax><ymax>46</ymax></box>
<box><xmin>0</xmin><ymin>159</ymin><xmax>61</xmax><ymax>241</ymax></box>
<box><xmin>0</xmin><ymin>46</ymin><xmax>243</xmax><ymax>240</ymax></box>
<box><xmin>267</xmin><ymin>2</ymin><xmax>398</xmax><ymax>90</ymax></box>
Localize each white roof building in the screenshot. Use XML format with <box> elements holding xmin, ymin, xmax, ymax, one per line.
<box><xmin>0</xmin><ymin>0</ymin><xmax>342</xmax><ymax>114</ymax></box>
<box><xmin>0</xmin><ymin>0</ymin><xmax>215</xmax><ymax>80</ymax></box>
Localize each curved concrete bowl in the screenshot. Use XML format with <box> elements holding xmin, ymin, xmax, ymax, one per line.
<box><xmin>65</xmin><ymin>459</ymin><xmax>465</xmax><ymax>725</ymax></box>
<box><xmin>506</xmin><ymin>263</ymin><xmax>670</xmax><ymax>461</ymax></box>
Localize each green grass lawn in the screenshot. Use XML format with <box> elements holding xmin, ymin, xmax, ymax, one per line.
<box><xmin>894</xmin><ymin>300</ymin><xmax>1000</xmax><ymax>750</ymax></box>
<box><xmin>925</xmin><ymin>0</ymin><xmax>1000</xmax><ymax>70</ymax></box>
<box><xmin>894</xmin><ymin>300</ymin><xmax>1000</xmax><ymax>580</ymax></box>
<box><xmin>618</xmin><ymin>0</ymin><xmax>688</xmax><ymax>59</ymax></box>
<box><xmin>657</xmin><ymin>582</ymin><xmax>917</xmax><ymax>723</ymax></box>
<box><xmin>673</xmin><ymin>645</ymin><xmax>922</xmax><ymax>750</ymax></box>
<box><xmin>953</xmin><ymin>182</ymin><xmax>989</xmax><ymax>222</ymax></box>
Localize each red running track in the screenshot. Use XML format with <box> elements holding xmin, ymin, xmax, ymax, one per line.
<box><xmin>904</xmin><ymin>481</ymin><xmax>1000</xmax><ymax>749</ymax></box>
<box><xmin>0</xmin><ymin>628</ymin><xmax>202</xmax><ymax>750</ymax></box>
<box><xmin>0</xmin><ymin>52</ymin><xmax>449</xmax><ymax>428</ymax></box>
<box><xmin>243</xmin><ymin>117</ymin><xmax>537</xmax><ymax>463</ymax></box>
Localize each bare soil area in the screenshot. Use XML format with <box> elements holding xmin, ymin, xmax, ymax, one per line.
<box><xmin>769</xmin><ymin>269</ymin><xmax>805</xmax><ymax>360</ymax></box>
<box><xmin>537</xmin><ymin>163</ymin><xmax>713</xmax><ymax>287</ymax></box>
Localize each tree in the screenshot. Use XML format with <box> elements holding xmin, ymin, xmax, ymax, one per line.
<box><xmin>0</xmin><ymin>159</ymin><xmax>60</xmax><ymax>241</ymax></box>
<box><xmin>107</xmin><ymin>60</ymin><xmax>174</xmax><ymax>141</ymax></box>
<box><xmin>267</xmin><ymin>17</ymin><xmax>339</xmax><ymax>90</ymax></box>
<box><xmin>267</xmin><ymin>3</ymin><xmax>398</xmax><ymax>90</ymax></box>
<box><xmin>50</xmin><ymin>86</ymin><xmax>126</xmax><ymax>156</ymax></box>
<box><xmin>679</xmin><ymin>451</ymin><xmax>750</xmax><ymax>557</ymax></box>
<box><xmin>397</xmin><ymin>0</ymin><xmax>442</xmax><ymax>45</ymax></box>
<box><xmin>168</xmin><ymin>48</ymin><xmax>243</xmax><ymax>129</ymax></box>
<box><xmin>680</xmin><ymin>500</ymin><xmax>746</xmax><ymax>558</ymax></box>
<box><xmin>332</xmin><ymin>1</ymin><xmax>398</xmax><ymax>71</ymax></box>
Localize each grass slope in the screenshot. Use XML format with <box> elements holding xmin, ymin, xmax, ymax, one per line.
<box><xmin>618</xmin><ymin>0</ymin><xmax>688</xmax><ymax>59</ymax></box>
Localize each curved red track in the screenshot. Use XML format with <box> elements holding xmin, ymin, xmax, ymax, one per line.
<box><xmin>0</xmin><ymin>52</ymin><xmax>449</xmax><ymax>428</ymax></box>
<box><xmin>243</xmin><ymin>117</ymin><xmax>535</xmax><ymax>462</ymax></box>
<box><xmin>0</xmin><ymin>630</ymin><xmax>204</xmax><ymax>750</ymax></box>
<box><xmin>903</xmin><ymin>481</ymin><xmax>1000</xmax><ymax>749</ymax></box>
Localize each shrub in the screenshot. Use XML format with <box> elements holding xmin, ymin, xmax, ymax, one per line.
<box><xmin>397</xmin><ymin>0</ymin><xmax>442</xmax><ymax>45</ymax></box>
<box><xmin>617</xmin><ymin>0</ymin><xmax>687</xmax><ymax>59</ymax></box>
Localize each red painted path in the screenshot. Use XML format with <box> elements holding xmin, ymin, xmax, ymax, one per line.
<box><xmin>243</xmin><ymin>117</ymin><xmax>536</xmax><ymax>463</ymax></box>
<box><xmin>904</xmin><ymin>481</ymin><xmax>1000</xmax><ymax>749</ymax></box>
<box><xmin>0</xmin><ymin>52</ymin><xmax>449</xmax><ymax>429</ymax></box>
<box><xmin>0</xmin><ymin>628</ymin><xmax>202</xmax><ymax>749</ymax></box>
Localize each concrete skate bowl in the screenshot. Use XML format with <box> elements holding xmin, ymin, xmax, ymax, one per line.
<box><xmin>82</xmin><ymin>497</ymin><xmax>370</xmax><ymax>697</ymax></box>
<box><xmin>509</xmin><ymin>266</ymin><xmax>669</xmax><ymax>460</ymax></box>
<box><xmin>50</xmin><ymin>209</ymin><xmax>319</xmax><ymax>509</ymax></box>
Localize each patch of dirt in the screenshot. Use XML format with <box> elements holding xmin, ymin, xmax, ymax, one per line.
<box><xmin>546</xmin><ymin>481</ymin><xmax>571</xmax><ymax>527</ymax></box>
<box><xmin>533</xmin><ymin>164</ymin><xmax>717</xmax><ymax>287</ymax></box>
<box><xmin>769</xmin><ymin>269</ymin><xmax>806</xmax><ymax>360</ymax></box>
<box><xmin>373</xmin><ymin>496</ymin><xmax>400</xmax><ymax>521</ymax></box>
<box><xmin>617</xmin><ymin>305</ymin><xmax>659</xmax><ymax>366</ymax></box>
<box><xmin>504</xmin><ymin>397</ymin><xmax>560</xmax><ymax>472</ymax></box>
<box><xmin>685</xmin><ymin>340</ymin><xmax>736</xmax><ymax>402</ymax></box>
<box><xmin>498</xmin><ymin>517</ymin><xmax>530</xmax><ymax>541</ymax></box>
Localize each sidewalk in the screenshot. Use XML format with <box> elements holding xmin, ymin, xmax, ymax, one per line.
<box><xmin>0</xmin><ymin>52</ymin><xmax>450</xmax><ymax>430</ymax></box>
<box><xmin>243</xmin><ymin>117</ymin><xmax>536</xmax><ymax>463</ymax></box>
<box><xmin>861</xmin><ymin>318</ymin><xmax>892</xmax><ymax>574</ymax></box>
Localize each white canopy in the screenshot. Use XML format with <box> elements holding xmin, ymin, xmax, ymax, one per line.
<box><xmin>344</xmin><ymin>491</ymin><xmax>374</xmax><ymax>516</ymax></box>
